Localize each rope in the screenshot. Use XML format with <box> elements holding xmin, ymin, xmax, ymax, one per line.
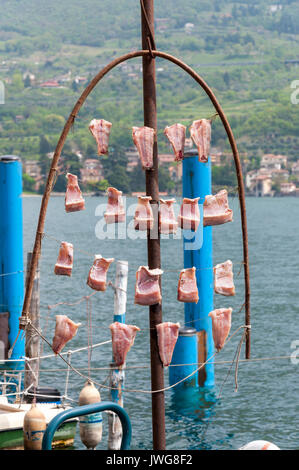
<box><xmin>64</xmin><ymin>351</ymin><xmax>72</xmax><ymax>405</ymax></box>
<box><xmin>0</xmin><ymin>270</ymin><xmax>25</xmax><ymax>277</ymax></box>
<box><xmin>87</xmin><ymin>296</ymin><xmax>93</xmax><ymax>380</ymax></box>
<box><xmin>40</xmin><ymin>230</ymin><xmax>247</xmax><ymax>276</ymax></box>
<box><xmin>22</xmin><ymin>320</ymin><xmax>247</xmax><ymax>395</ymax></box>
<box><xmin>140</xmin><ymin>0</ymin><xmax>156</xmax><ymax>53</ymax></box>
<box><xmin>1</xmin><ymin>354</ymin><xmax>294</xmax><ymax>370</ymax></box>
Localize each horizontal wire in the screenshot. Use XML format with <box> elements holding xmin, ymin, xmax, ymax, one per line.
<box><xmin>1</xmin><ymin>355</ymin><xmax>290</xmax><ymax>375</ymax></box>
<box><xmin>17</xmin><ymin>322</ymin><xmax>246</xmax><ymax>395</ymax></box>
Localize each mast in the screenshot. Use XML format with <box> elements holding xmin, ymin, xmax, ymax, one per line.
<box><xmin>140</xmin><ymin>0</ymin><xmax>166</xmax><ymax>450</ymax></box>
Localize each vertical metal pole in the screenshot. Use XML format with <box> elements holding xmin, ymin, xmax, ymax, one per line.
<box><xmin>108</xmin><ymin>260</ymin><xmax>128</xmax><ymax>450</ymax></box>
<box><xmin>140</xmin><ymin>0</ymin><xmax>166</xmax><ymax>450</ymax></box>
<box><xmin>24</xmin><ymin>252</ymin><xmax>40</xmax><ymax>393</ymax></box>
<box><xmin>0</xmin><ymin>155</ymin><xmax>24</xmax><ymax>370</ymax></box>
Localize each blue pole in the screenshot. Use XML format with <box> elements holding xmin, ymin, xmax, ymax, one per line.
<box><xmin>0</xmin><ymin>155</ymin><xmax>24</xmax><ymax>371</ymax></box>
<box><xmin>169</xmin><ymin>150</ymin><xmax>214</xmax><ymax>388</ymax></box>
<box><xmin>169</xmin><ymin>327</ymin><xmax>198</xmax><ymax>388</ymax></box>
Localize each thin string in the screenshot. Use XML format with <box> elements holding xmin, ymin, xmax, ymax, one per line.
<box><xmin>24</xmin><ymin>319</ymin><xmax>246</xmax><ymax>395</ymax></box>
<box><xmin>198</xmin><ymin>328</ymin><xmax>247</xmax><ymax>447</ymax></box>
<box><xmin>87</xmin><ymin>296</ymin><xmax>93</xmax><ymax>380</ymax></box>
<box><xmin>42</xmin><ymin>230</ymin><xmax>246</xmax><ymax>275</ymax></box>
<box><xmin>0</xmin><ymin>270</ymin><xmax>25</xmax><ymax>277</ymax></box>
<box><xmin>2</xmin><ymin>354</ymin><xmax>293</xmax><ymax>370</ymax></box>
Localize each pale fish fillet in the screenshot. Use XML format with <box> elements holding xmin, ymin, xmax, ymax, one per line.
<box><xmin>209</xmin><ymin>308</ymin><xmax>232</xmax><ymax>352</ymax></box>
<box><xmin>156</xmin><ymin>322</ymin><xmax>180</xmax><ymax>367</ymax></box>
<box><xmin>178</xmin><ymin>197</ymin><xmax>200</xmax><ymax>231</ymax></box>
<box><xmin>89</xmin><ymin>119</ymin><xmax>112</xmax><ymax>155</ymax></box>
<box><xmin>177</xmin><ymin>267</ymin><xmax>199</xmax><ymax>303</ymax></box>
<box><xmin>65</xmin><ymin>173</ymin><xmax>85</xmax><ymax>213</ymax></box>
<box><xmin>132</xmin><ymin>126</ymin><xmax>155</xmax><ymax>170</ymax></box>
<box><xmin>54</xmin><ymin>242</ymin><xmax>73</xmax><ymax>277</ymax></box>
<box><xmin>87</xmin><ymin>255</ymin><xmax>114</xmax><ymax>291</ymax></box>
<box><xmin>135</xmin><ymin>266</ymin><xmax>163</xmax><ymax>306</ymax></box>
<box><xmin>134</xmin><ymin>196</ymin><xmax>154</xmax><ymax>231</ymax></box>
<box><xmin>104</xmin><ymin>187</ymin><xmax>125</xmax><ymax>224</ymax></box>
<box><xmin>214</xmin><ymin>260</ymin><xmax>235</xmax><ymax>296</ymax></box>
<box><xmin>159</xmin><ymin>198</ymin><xmax>178</xmax><ymax>234</ymax></box>
<box><xmin>164</xmin><ymin>123</ymin><xmax>186</xmax><ymax>161</ymax></box>
<box><xmin>189</xmin><ymin>119</ymin><xmax>211</xmax><ymax>163</ymax></box>
<box><xmin>203</xmin><ymin>189</ymin><xmax>233</xmax><ymax>226</ymax></box>
<box><xmin>52</xmin><ymin>315</ymin><xmax>81</xmax><ymax>355</ymax></box>
<box><xmin>109</xmin><ymin>322</ymin><xmax>140</xmax><ymax>367</ymax></box>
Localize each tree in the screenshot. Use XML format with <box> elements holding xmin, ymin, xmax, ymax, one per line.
<box><xmin>39</xmin><ymin>136</ymin><xmax>51</xmax><ymax>155</ymax></box>
<box><xmin>106</xmin><ymin>164</ymin><xmax>131</xmax><ymax>194</ymax></box>
<box><xmin>22</xmin><ymin>173</ymin><xmax>35</xmax><ymax>192</ymax></box>
<box><xmin>129</xmin><ymin>164</ymin><xmax>145</xmax><ymax>193</ymax></box>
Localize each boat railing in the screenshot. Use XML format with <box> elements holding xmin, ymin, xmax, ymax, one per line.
<box><xmin>42</xmin><ymin>401</ymin><xmax>132</xmax><ymax>450</ymax></box>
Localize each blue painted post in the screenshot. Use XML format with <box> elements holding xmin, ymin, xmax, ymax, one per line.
<box><xmin>169</xmin><ymin>149</ymin><xmax>214</xmax><ymax>388</ymax></box>
<box><xmin>169</xmin><ymin>327</ymin><xmax>198</xmax><ymax>388</ymax></box>
<box><xmin>0</xmin><ymin>155</ymin><xmax>24</xmax><ymax>371</ymax></box>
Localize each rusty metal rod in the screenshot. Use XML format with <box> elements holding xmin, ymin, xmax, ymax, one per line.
<box><xmin>141</xmin><ymin>0</ymin><xmax>166</xmax><ymax>451</ymax></box>
<box><xmin>21</xmin><ymin>51</ymin><xmax>250</xmax><ymax>362</ymax></box>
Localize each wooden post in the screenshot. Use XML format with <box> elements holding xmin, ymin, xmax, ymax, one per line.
<box><xmin>141</xmin><ymin>0</ymin><xmax>166</xmax><ymax>450</ymax></box>
<box><xmin>24</xmin><ymin>252</ymin><xmax>40</xmax><ymax>395</ymax></box>
<box><xmin>108</xmin><ymin>261</ymin><xmax>128</xmax><ymax>450</ymax></box>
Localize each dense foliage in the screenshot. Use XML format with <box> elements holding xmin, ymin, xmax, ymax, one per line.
<box><xmin>0</xmin><ymin>0</ymin><xmax>298</xmax><ymax>192</ymax></box>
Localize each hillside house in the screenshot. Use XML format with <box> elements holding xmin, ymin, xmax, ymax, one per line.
<box><xmin>80</xmin><ymin>159</ymin><xmax>104</xmax><ymax>184</ymax></box>
<box><xmin>250</xmin><ymin>175</ymin><xmax>273</xmax><ymax>197</ymax></box>
<box><xmin>23</xmin><ymin>160</ymin><xmax>43</xmax><ymax>191</ymax></box>
<box><xmin>261</xmin><ymin>153</ymin><xmax>288</xmax><ymax>170</ymax></box>
<box><xmin>291</xmin><ymin>160</ymin><xmax>299</xmax><ymax>180</ymax></box>
<box><xmin>280</xmin><ymin>182</ymin><xmax>296</xmax><ymax>194</ymax></box>
<box><xmin>168</xmin><ymin>164</ymin><xmax>183</xmax><ymax>183</ymax></box>
<box><xmin>125</xmin><ymin>147</ymin><xmax>139</xmax><ymax>172</ymax></box>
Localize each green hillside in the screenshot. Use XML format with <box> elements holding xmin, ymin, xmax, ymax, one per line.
<box><xmin>0</xmin><ymin>0</ymin><xmax>298</xmax><ymax>191</ymax></box>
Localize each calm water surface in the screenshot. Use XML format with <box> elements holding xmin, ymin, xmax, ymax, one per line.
<box><xmin>22</xmin><ymin>196</ymin><xmax>298</xmax><ymax>450</ymax></box>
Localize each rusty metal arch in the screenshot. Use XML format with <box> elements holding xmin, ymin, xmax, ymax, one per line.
<box><xmin>21</xmin><ymin>49</ymin><xmax>250</xmax><ymax>358</ymax></box>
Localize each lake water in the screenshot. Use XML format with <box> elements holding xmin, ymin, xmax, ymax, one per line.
<box><xmin>22</xmin><ymin>195</ymin><xmax>298</xmax><ymax>450</ymax></box>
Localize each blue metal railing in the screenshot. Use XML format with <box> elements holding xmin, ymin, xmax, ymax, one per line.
<box><xmin>42</xmin><ymin>401</ymin><xmax>132</xmax><ymax>450</ymax></box>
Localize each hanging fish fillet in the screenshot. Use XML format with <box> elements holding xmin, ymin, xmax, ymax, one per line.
<box><xmin>132</xmin><ymin>126</ymin><xmax>155</xmax><ymax>170</ymax></box>
<box><xmin>54</xmin><ymin>242</ymin><xmax>73</xmax><ymax>277</ymax></box>
<box><xmin>203</xmin><ymin>189</ymin><xmax>233</xmax><ymax>226</ymax></box>
<box><xmin>135</xmin><ymin>266</ymin><xmax>163</xmax><ymax>306</ymax></box>
<box><xmin>208</xmin><ymin>308</ymin><xmax>232</xmax><ymax>352</ymax></box>
<box><xmin>65</xmin><ymin>173</ymin><xmax>85</xmax><ymax>213</ymax></box>
<box><xmin>109</xmin><ymin>322</ymin><xmax>140</xmax><ymax>367</ymax></box>
<box><xmin>134</xmin><ymin>196</ymin><xmax>154</xmax><ymax>231</ymax></box>
<box><xmin>214</xmin><ymin>260</ymin><xmax>235</xmax><ymax>296</ymax></box>
<box><xmin>87</xmin><ymin>256</ymin><xmax>114</xmax><ymax>291</ymax></box>
<box><xmin>156</xmin><ymin>322</ymin><xmax>180</xmax><ymax>367</ymax></box>
<box><xmin>164</xmin><ymin>123</ymin><xmax>186</xmax><ymax>161</ymax></box>
<box><xmin>178</xmin><ymin>197</ymin><xmax>200</xmax><ymax>231</ymax></box>
<box><xmin>52</xmin><ymin>315</ymin><xmax>81</xmax><ymax>355</ymax></box>
<box><xmin>159</xmin><ymin>198</ymin><xmax>178</xmax><ymax>234</ymax></box>
<box><xmin>177</xmin><ymin>267</ymin><xmax>199</xmax><ymax>303</ymax></box>
<box><xmin>189</xmin><ymin>119</ymin><xmax>211</xmax><ymax>163</ymax></box>
<box><xmin>89</xmin><ymin>119</ymin><xmax>112</xmax><ymax>155</ymax></box>
<box><xmin>104</xmin><ymin>187</ymin><xmax>125</xmax><ymax>224</ymax></box>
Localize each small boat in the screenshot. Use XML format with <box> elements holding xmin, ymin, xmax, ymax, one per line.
<box><xmin>0</xmin><ymin>388</ymin><xmax>77</xmax><ymax>450</ymax></box>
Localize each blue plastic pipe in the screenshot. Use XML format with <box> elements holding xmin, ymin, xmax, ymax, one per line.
<box><xmin>169</xmin><ymin>150</ymin><xmax>214</xmax><ymax>388</ymax></box>
<box><xmin>169</xmin><ymin>326</ymin><xmax>198</xmax><ymax>388</ymax></box>
<box><xmin>42</xmin><ymin>401</ymin><xmax>132</xmax><ymax>450</ymax></box>
<box><xmin>0</xmin><ymin>155</ymin><xmax>24</xmax><ymax>370</ymax></box>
